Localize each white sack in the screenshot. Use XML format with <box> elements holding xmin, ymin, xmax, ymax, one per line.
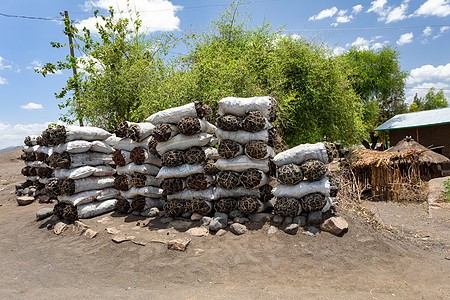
<box><xmin>35</xmin><ymin>146</ymin><xmax>54</xmax><ymax>156</ymax></box>
<box><xmin>92</xmin><ymin>165</ymin><xmax>115</xmax><ymax>177</ymax></box>
<box><xmin>113</xmin><ymin>136</ymin><xmax>151</xmax><ymax>152</ymax></box>
<box><xmin>90</xmin><ymin>140</ymin><xmax>114</xmax><ymax>153</ymax></box>
<box><xmin>322</xmin><ymin>197</ymin><xmax>334</xmax><ymax>213</ymax></box>
<box><xmin>126</xmin><ymin>122</ymin><xmax>156</xmax><ymax>141</ymax></box>
<box><xmin>23</xmin><ymin>145</ymin><xmax>39</xmax><ymax>153</ymax></box>
<box><xmin>218</xmin><ymin>96</ymin><xmax>274</xmax><ymax>119</ymax></box>
<box><xmin>272</xmin><ymin>178</ymin><xmax>330</xmax><ymax>199</ymax></box>
<box><xmin>73</xmin><ymin>176</ymin><xmax>115</xmax><ymax>194</ymax></box>
<box><xmin>273</xmin><ymin>142</ymin><xmax>328</xmax><ymax>166</ymax></box>
<box><xmin>214</xmin><ymin>187</ymin><xmax>260</xmax><ymax>199</ymax></box>
<box><xmin>146</xmin><ymin>102</ymin><xmax>197</xmax><ymax>125</ymax></box>
<box><xmin>68</xmin><ymin>152</ymin><xmax>113</xmax><ymax>168</ymax></box>
<box><xmin>199</xmin><ymin>119</ymin><xmax>217</xmax><ymax>134</ymax></box>
<box><xmin>53</xmin><ymin>140</ymin><xmax>92</xmax><ymax>154</ymax></box>
<box><xmin>26</xmin><ymin>176</ymin><xmax>39</xmax><ymax>182</ymax></box>
<box><xmin>58</xmin><ymin>190</ymin><xmax>101</xmax><ymax>206</ymax></box>
<box><xmin>156</xmin><ymin>132</ymin><xmax>213</xmax><ymax>154</ymax></box>
<box><xmin>204</xmin><ymin>147</ymin><xmax>221</xmax><ymax>160</ymax></box>
<box><xmin>116</xmin><ymin>163</ymin><xmax>160</xmax><ymax>175</ymax></box>
<box><xmin>77</xmin><ymin>199</ymin><xmax>118</xmax><ymax>219</ymax></box>
<box><xmin>120</xmin><ymin>186</ymin><xmax>162</xmax><ymax>198</ymax></box>
<box><xmin>215</xmin><ymin>128</ymin><xmax>269</xmax><ymax>144</ymax></box>
<box><xmin>167</xmin><ymin>187</ymin><xmax>215</xmax><ymax>201</ymax></box>
<box><xmin>25</xmin><ymin>161</ymin><xmax>49</xmax><ymax>168</ymax></box>
<box><xmin>156</xmin><ymin>164</ymin><xmax>203</xmax><ymax>179</ymax></box>
<box><xmin>104</xmin><ymin>135</ymin><xmax>122</xmax><ymax>147</ymax></box>
<box><xmin>39</xmin><ymin>177</ymin><xmax>55</xmax><ymax>184</ymax></box>
<box><xmin>54</xmin><ymin>166</ymin><xmax>97</xmax><ymax>180</ymax></box>
<box><xmin>65</xmin><ymin>125</ymin><xmax>111</xmax><ymax>141</ymax></box>
<box><xmin>97</xmin><ymin>188</ymin><xmax>120</xmax><ymax>201</ymax></box>
<box><xmin>215</xmin><ymin>155</ymin><xmax>270</xmax><ymax>173</ymax></box>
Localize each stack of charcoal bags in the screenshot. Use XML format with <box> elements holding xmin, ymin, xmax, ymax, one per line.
<box><xmin>17</xmin><ymin>135</ymin><xmax>52</xmax><ymax>203</ymax></box>
<box><xmin>213</xmin><ymin>96</ymin><xmax>282</xmax><ymax>216</ymax></box>
<box><xmin>146</xmin><ymin>101</ymin><xmax>218</xmax><ymax>218</ymax></box>
<box><xmin>272</xmin><ymin>142</ymin><xmax>339</xmax><ymax>225</ymax></box>
<box><xmin>112</xmin><ymin>121</ymin><xmax>163</xmax><ymax>215</ymax></box>
<box><xmin>40</xmin><ymin>125</ymin><xmax>120</xmax><ymax>222</ymax></box>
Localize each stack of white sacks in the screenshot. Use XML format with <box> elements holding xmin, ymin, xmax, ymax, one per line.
<box><xmin>18</xmin><ymin>135</ymin><xmax>52</xmax><ymax>201</ymax></box>
<box><xmin>111</xmin><ymin>121</ymin><xmax>163</xmax><ymax>215</ymax></box>
<box><xmin>41</xmin><ymin>125</ymin><xmax>119</xmax><ymax>221</ymax></box>
<box><xmin>146</xmin><ymin>101</ymin><xmax>217</xmax><ymax>218</ymax></box>
<box><xmin>272</xmin><ymin>142</ymin><xmax>336</xmax><ymax>223</ymax></box>
<box><xmin>214</xmin><ymin>96</ymin><xmax>278</xmax><ymax>216</ymax></box>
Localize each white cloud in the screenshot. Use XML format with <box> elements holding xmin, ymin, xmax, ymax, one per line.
<box><xmin>405</xmin><ymin>82</ymin><xmax>450</xmax><ymax>104</ymax></box>
<box><xmin>423</xmin><ymin>26</ymin><xmax>432</xmax><ymax>36</ymax></box>
<box><xmin>0</xmin><ymin>56</ymin><xmax>12</xmax><ymax>70</ymax></box>
<box><xmin>333</xmin><ymin>46</ymin><xmax>346</xmax><ymax>55</ymax></box>
<box><xmin>77</xmin><ymin>0</ymin><xmax>181</xmax><ymax>33</ymax></box>
<box><xmin>20</xmin><ymin>102</ymin><xmax>44</xmax><ymax>110</ymax></box>
<box><xmin>309</xmin><ymin>7</ymin><xmax>338</xmax><ymax>21</ymax></box>
<box><xmin>346</xmin><ymin>36</ymin><xmax>389</xmax><ymax>50</ymax></box>
<box><xmin>407</xmin><ymin>63</ymin><xmax>450</xmax><ymax>84</ymax></box>
<box><xmin>353</xmin><ymin>4</ymin><xmax>363</xmax><ymax>14</ymax></box>
<box><xmin>367</xmin><ymin>0</ymin><xmax>388</xmax><ymax>16</ymax></box>
<box><xmin>414</xmin><ymin>0</ymin><xmax>450</xmax><ymax>17</ymax></box>
<box><xmin>432</xmin><ymin>25</ymin><xmax>450</xmax><ymax>39</ymax></box>
<box><xmin>0</xmin><ymin>76</ymin><xmax>7</xmax><ymax>85</ymax></box>
<box><xmin>396</xmin><ymin>32</ymin><xmax>413</xmax><ymax>45</ymax></box>
<box><xmin>385</xmin><ymin>2</ymin><xmax>409</xmax><ymax>23</ymax></box>
<box><xmin>0</xmin><ymin>122</ymin><xmax>53</xmax><ymax>149</ymax></box>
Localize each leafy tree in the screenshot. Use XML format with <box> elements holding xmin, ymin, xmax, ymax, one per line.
<box><xmin>38</xmin><ymin>6</ymin><xmax>176</xmax><ymax>131</ymax></box>
<box><xmin>408</xmin><ymin>88</ymin><xmax>448</xmax><ymax>112</ymax></box>
<box><xmin>342</xmin><ymin>46</ymin><xmax>408</xmax><ymax>129</ymax></box>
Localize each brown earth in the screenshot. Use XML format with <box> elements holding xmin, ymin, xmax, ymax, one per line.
<box><xmin>0</xmin><ymin>149</ymin><xmax>449</xmax><ymax>300</ymax></box>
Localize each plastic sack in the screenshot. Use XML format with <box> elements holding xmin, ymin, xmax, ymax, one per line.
<box><xmin>77</xmin><ymin>199</ymin><xmax>118</xmax><ymax>219</ymax></box>
<box><xmin>273</xmin><ymin>142</ymin><xmax>328</xmax><ymax>166</ymax></box>
<box><xmin>272</xmin><ymin>177</ymin><xmax>330</xmax><ymax>199</ymax></box>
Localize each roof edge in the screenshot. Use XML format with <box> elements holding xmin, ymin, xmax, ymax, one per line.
<box><xmin>374</xmin><ymin>121</ymin><xmax>450</xmax><ymax>132</ymax></box>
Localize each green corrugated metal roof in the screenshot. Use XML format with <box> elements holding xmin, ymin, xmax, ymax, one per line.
<box><xmin>374</xmin><ymin>107</ymin><xmax>450</xmax><ymax>131</ymax></box>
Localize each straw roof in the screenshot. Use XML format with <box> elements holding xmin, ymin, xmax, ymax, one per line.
<box><xmin>386</xmin><ymin>138</ymin><xmax>449</xmax><ymax>164</ymax></box>
<box><xmin>349</xmin><ymin>149</ymin><xmax>423</xmax><ymax>168</ymax></box>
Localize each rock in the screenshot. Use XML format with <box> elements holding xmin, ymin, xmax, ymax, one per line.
<box><xmin>53</xmin><ymin>222</ymin><xmax>67</xmax><ymax>235</ymax></box>
<box><xmin>306</xmin><ymin>226</ymin><xmax>320</xmax><ymax>235</ymax></box>
<box><xmin>190</xmin><ymin>213</ymin><xmax>203</xmax><ymax>221</ymax></box>
<box><xmin>230</xmin><ymin>223</ymin><xmax>248</xmax><ymax>235</ymax></box>
<box><xmin>209</xmin><ymin>213</ymin><xmax>228</xmax><ymax>231</ymax></box>
<box><xmin>23</xmin><ymin>188</ymin><xmax>29</xmax><ymax>195</ymax></box>
<box><xmin>73</xmin><ymin>220</ymin><xmax>89</xmax><ymax>234</ymax></box>
<box><xmin>132</xmin><ymin>240</ymin><xmax>146</xmax><ymax>246</ymax></box>
<box><xmin>248</xmin><ymin>213</ymin><xmax>273</xmax><ymax>223</ymax></box>
<box><xmin>182</xmin><ymin>211</ymin><xmax>192</xmax><ymax>219</ymax></box>
<box><xmin>293</xmin><ymin>216</ymin><xmax>306</xmax><ymax>227</ymax></box>
<box><xmin>320</xmin><ymin>216</ymin><xmax>348</xmax><ymax>236</ymax></box>
<box><xmin>284</xmin><ymin>223</ymin><xmax>299</xmax><ymax>235</ymax></box>
<box><xmin>267</xmin><ymin>225</ymin><xmax>278</xmax><ymax>235</ymax></box>
<box><xmin>234</xmin><ymin>217</ymin><xmax>249</xmax><ymax>224</ymax></box>
<box><xmin>132</xmin><ymin>210</ymin><xmax>142</xmax><ymax>216</ymax></box>
<box><xmin>106</xmin><ymin>227</ymin><xmax>120</xmax><ymax>235</ymax></box>
<box><xmin>158</xmin><ymin>210</ymin><xmax>166</xmax><ymax>217</ymax></box>
<box><xmin>229</xmin><ymin>210</ymin><xmax>243</xmax><ymax>219</ymax></box>
<box><xmin>142</xmin><ymin>207</ymin><xmax>159</xmax><ymax>217</ymax></box>
<box><xmin>283</xmin><ymin>217</ymin><xmax>293</xmax><ymax>225</ymax></box>
<box><xmin>272</xmin><ymin>215</ymin><xmax>284</xmax><ymax>224</ymax></box>
<box><xmin>186</xmin><ymin>227</ymin><xmax>209</xmax><ymax>237</ymax></box>
<box><xmin>160</xmin><ymin>217</ymin><xmax>173</xmax><ymax>224</ymax></box>
<box><xmin>308</xmin><ymin>211</ymin><xmax>323</xmax><ymax>226</ymax></box>
<box><xmin>194</xmin><ymin>248</ymin><xmax>205</xmax><ymax>255</ymax></box>
<box><xmin>36</xmin><ymin>207</ymin><xmax>54</xmax><ymax>220</ymax></box>
<box><xmin>167</xmin><ymin>239</ymin><xmax>191</xmax><ymax>251</ymax></box>
<box><xmin>140</xmin><ymin>208</ymin><xmax>150</xmax><ymax>217</ymax></box>
<box><xmin>200</xmin><ymin>216</ymin><xmax>211</xmax><ymax>226</ymax></box>
<box><xmin>112</xmin><ymin>234</ymin><xmax>135</xmax><ymax>243</ymax></box>
<box><xmin>131</xmin><ymin>226</ymin><xmax>141</xmax><ymax>231</ymax></box>
<box><xmin>171</xmin><ymin>220</ymin><xmax>193</xmax><ymax>231</ymax></box>
<box><xmin>84</xmin><ymin>228</ymin><xmax>98</xmax><ymax>238</ymax></box>
<box><xmin>17</xmin><ymin>196</ymin><xmax>34</xmax><ymax>206</ymax></box>
<box><xmin>38</xmin><ymin>195</ymin><xmax>51</xmax><ymax>203</ymax></box>
<box><xmin>215</xmin><ymin>229</ymin><xmax>227</xmax><ymax>236</ymax></box>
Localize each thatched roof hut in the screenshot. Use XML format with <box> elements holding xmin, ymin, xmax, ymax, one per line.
<box><xmin>348</xmin><ymin>139</ymin><xmax>449</xmax><ymax>201</ymax></box>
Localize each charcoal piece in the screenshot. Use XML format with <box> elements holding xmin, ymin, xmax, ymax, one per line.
<box><xmin>153</xmin><ymin>124</ymin><xmax>175</xmax><ymax>143</ymax></box>
<box><xmin>194</xmin><ymin>101</ymin><xmax>211</xmax><ymax>119</ymax></box>
<box><xmin>277</xmin><ymin>163</ymin><xmax>303</xmax><ymax>186</ymax></box>
<box><xmin>301</xmin><ymin>160</ymin><xmax>327</xmax><ymax>182</ymax></box>
<box><xmin>114</xmin><ymin>120</ymin><xmax>129</xmax><ymax>138</ymax></box>
<box><xmin>177</xmin><ymin>117</ymin><xmax>201</xmax><ymax>136</ymax></box>
<box><xmin>300</xmin><ymin>192</ymin><xmax>326</xmax><ymax>212</ymax></box>
<box><xmin>163</xmin><ymin>199</ymin><xmax>186</xmax><ymax>217</ymax></box>
<box><xmin>217</xmin><ymin>170</ymin><xmax>240</xmax><ymax>190</ymax></box>
<box><xmin>186</xmin><ymin>173</ymin><xmax>209</xmax><ymax>191</ymax></box>
<box><xmin>237</xmin><ymin>196</ymin><xmax>260</xmax><ymax>215</ymax></box>
<box><xmin>45</xmin><ymin>179</ymin><xmax>62</xmax><ymax>198</ymax></box>
<box><xmin>184</xmin><ymin>147</ymin><xmax>205</xmax><ymax>165</ymax></box>
<box><xmin>203</xmin><ymin>159</ymin><xmax>219</xmax><ymax>175</ymax></box>
<box><xmin>214</xmin><ymin>198</ymin><xmax>237</xmax><ymax>214</ymax></box>
<box><xmin>259</xmin><ymin>184</ymin><xmax>273</xmax><ymax>203</ymax></box>
<box><xmin>130</xmin><ymin>173</ymin><xmax>146</xmax><ymax>188</ymax></box>
<box><xmin>267</xmin><ymin>127</ymin><xmax>283</xmax><ymax>150</ymax></box>
<box><xmin>161</xmin><ymin>150</ymin><xmax>185</xmax><ymax>167</ymax></box>
<box><xmin>112</xmin><ymin>149</ymin><xmax>126</xmax><ymax>167</ymax></box>
<box><xmin>239</xmin><ymin>168</ymin><xmax>263</xmax><ymax>189</ymax></box>
<box><xmin>114</xmin><ymin>174</ymin><xmax>129</xmax><ymax>191</ymax></box>
<box><xmin>115</xmin><ymin>198</ymin><xmax>130</xmax><ymax>214</ymax></box>
<box><xmin>130</xmin><ymin>147</ymin><xmax>146</xmax><ymax>165</ymax></box>
<box><xmin>218</xmin><ymin>139</ymin><xmax>240</xmax><ymax>159</ymax></box>
<box><xmin>241</xmin><ymin>111</ymin><xmax>265</xmax><ymax>133</ymax></box>
<box><xmin>59</xmin><ymin>179</ymin><xmax>75</xmax><ymax>196</ymax></box>
<box><xmin>37</xmin><ymin>167</ymin><xmax>53</xmax><ymax>178</ymax></box>
<box><xmin>187</xmin><ymin>199</ymin><xmax>211</xmax><ymax>215</ymax></box>
<box><xmin>274</xmin><ymin>197</ymin><xmax>301</xmax><ymax>217</ymax></box>
<box><xmin>131</xmin><ymin>195</ymin><xmax>146</xmax><ymax>212</ymax></box>
<box><xmin>161</xmin><ymin>178</ymin><xmax>185</xmax><ymax>195</ymax></box>
<box><xmin>245</xmin><ymin>140</ymin><xmax>268</xmax><ymax>160</ymax></box>
<box><xmin>216</xmin><ymin>115</ymin><xmax>241</xmax><ymax>131</ymax></box>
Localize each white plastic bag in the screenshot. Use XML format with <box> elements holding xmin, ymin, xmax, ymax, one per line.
<box><xmin>120</xmin><ymin>186</ymin><xmax>162</xmax><ymax>198</ymax></box>
<box><xmin>156</xmin><ymin>132</ymin><xmax>213</xmax><ymax>154</ymax></box>
<box><xmin>215</xmin><ymin>128</ymin><xmax>269</xmax><ymax>144</ymax></box>
<box><xmin>218</xmin><ymin>96</ymin><xmax>274</xmax><ymax>118</ymax></box>
<box><xmin>146</xmin><ymin>103</ymin><xmax>197</xmax><ymax>125</ymax></box>
<box><xmin>272</xmin><ymin>178</ymin><xmax>330</xmax><ymax>198</ymax></box>
<box><xmin>65</xmin><ymin>125</ymin><xmax>112</xmax><ymax>141</ymax></box>
<box><xmin>273</xmin><ymin>142</ymin><xmax>328</xmax><ymax>166</ymax></box>
<box><xmin>53</xmin><ymin>140</ymin><xmax>92</xmax><ymax>154</ymax></box>
<box><xmin>214</xmin><ymin>187</ymin><xmax>260</xmax><ymax>199</ymax></box>
<box><xmin>77</xmin><ymin>199</ymin><xmax>118</xmax><ymax>219</ymax></box>
<box><xmin>68</xmin><ymin>152</ymin><xmax>113</xmax><ymax>168</ymax></box>
<box><xmin>116</xmin><ymin>163</ymin><xmax>160</xmax><ymax>175</ymax></box>
<box><xmin>58</xmin><ymin>190</ymin><xmax>101</xmax><ymax>206</ymax></box>
<box><xmin>97</xmin><ymin>188</ymin><xmax>120</xmax><ymax>201</ymax></box>
<box><xmin>73</xmin><ymin>176</ymin><xmax>115</xmax><ymax>194</ymax></box>
<box><xmin>54</xmin><ymin>166</ymin><xmax>97</xmax><ymax>180</ymax></box>
<box><xmin>215</xmin><ymin>155</ymin><xmax>269</xmax><ymax>173</ymax></box>
<box><xmin>156</xmin><ymin>164</ymin><xmax>203</xmax><ymax>179</ymax></box>
<box><xmin>90</xmin><ymin>140</ymin><xmax>114</xmax><ymax>153</ymax></box>
<box><xmin>113</xmin><ymin>136</ymin><xmax>151</xmax><ymax>152</ymax></box>
<box><xmin>167</xmin><ymin>187</ymin><xmax>215</xmax><ymax>201</ymax></box>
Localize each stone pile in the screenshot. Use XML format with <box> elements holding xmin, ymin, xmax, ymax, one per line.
<box><xmin>112</xmin><ymin>122</ymin><xmax>164</xmax><ymax>216</ymax></box>
<box><xmin>146</xmin><ymin>101</ymin><xmax>217</xmax><ymax>218</ymax></box>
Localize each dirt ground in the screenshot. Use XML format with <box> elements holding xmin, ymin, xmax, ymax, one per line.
<box><xmin>0</xmin><ymin>149</ymin><xmax>449</xmax><ymax>300</ymax></box>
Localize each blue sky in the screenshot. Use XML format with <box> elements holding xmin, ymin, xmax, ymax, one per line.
<box><xmin>0</xmin><ymin>0</ymin><xmax>449</xmax><ymax>148</ymax></box>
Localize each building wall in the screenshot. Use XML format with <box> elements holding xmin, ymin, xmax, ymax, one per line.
<box><xmin>388</xmin><ymin>124</ymin><xmax>450</xmax><ymax>159</ymax></box>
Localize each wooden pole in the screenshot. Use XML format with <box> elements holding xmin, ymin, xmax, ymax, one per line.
<box><xmin>416</xmin><ymin>127</ymin><xmax>419</xmax><ymax>143</ymax></box>
<box><xmin>64</xmin><ymin>11</ymin><xmax>84</xmax><ymax>126</ymax></box>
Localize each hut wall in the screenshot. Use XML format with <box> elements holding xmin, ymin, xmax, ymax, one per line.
<box><xmin>388</xmin><ymin>124</ymin><xmax>450</xmax><ymax>159</ymax></box>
